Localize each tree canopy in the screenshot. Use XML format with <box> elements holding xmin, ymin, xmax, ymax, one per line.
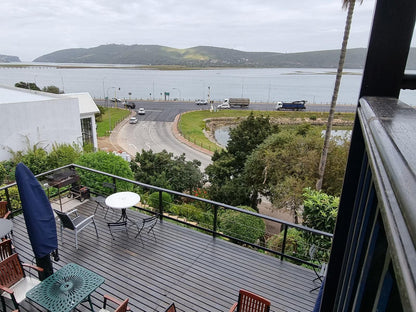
<box><xmin>244</xmin><ymin>124</ymin><xmax>349</xmax><ymax>222</ymax></box>
<box><xmin>131</xmin><ymin>149</ymin><xmax>203</xmax><ymax>193</ymax></box>
<box><xmin>205</xmin><ymin>112</ymin><xmax>278</xmax><ymax>208</ymax></box>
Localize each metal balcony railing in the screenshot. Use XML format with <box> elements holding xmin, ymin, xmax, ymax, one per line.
<box><xmin>0</xmin><ymin>163</ymin><xmax>332</xmax><ymax>268</ymax></box>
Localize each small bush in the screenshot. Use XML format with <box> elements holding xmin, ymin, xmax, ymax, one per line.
<box><xmin>266</xmin><ymin>227</ymin><xmax>308</xmax><ymax>262</ymax></box>
<box><xmin>219</xmin><ymin>206</ymin><xmax>265</xmax><ymax>244</ymax></box>
<box><xmin>148</xmin><ymin>192</ymin><xmax>172</xmax><ymax>212</ymax></box>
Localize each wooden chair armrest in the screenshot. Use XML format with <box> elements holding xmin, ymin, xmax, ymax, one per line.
<box><xmin>0</xmin><ymin>284</ymin><xmax>14</xmax><ymax>295</ymax></box>
<box><xmin>103</xmin><ymin>294</ymin><xmax>131</xmax><ymax>311</ymax></box>
<box><xmin>104</xmin><ymin>294</ymin><xmax>123</xmax><ymax>305</ymax></box>
<box><xmin>22</xmin><ymin>263</ymin><xmax>44</xmax><ymax>272</ymax></box>
<box><xmin>2</xmin><ymin>211</ymin><xmax>11</xmax><ymax>219</ymax></box>
<box><xmin>229</xmin><ymin>303</ymin><xmax>237</xmax><ymax>312</ymax></box>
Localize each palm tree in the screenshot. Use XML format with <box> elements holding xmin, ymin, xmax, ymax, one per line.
<box><xmin>316</xmin><ymin>0</ymin><xmax>363</xmax><ymax>190</ymax></box>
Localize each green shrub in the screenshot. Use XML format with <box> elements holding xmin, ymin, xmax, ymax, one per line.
<box><xmin>148</xmin><ymin>192</ymin><xmax>172</xmax><ymax>212</ymax></box>
<box><xmin>219</xmin><ymin>206</ymin><xmax>265</xmax><ymax>244</ymax></box>
<box><xmin>75</xmin><ymin>151</ymin><xmax>134</xmax><ymax>193</ymax></box>
<box><xmin>266</xmin><ymin>227</ymin><xmax>308</xmax><ymax>261</ymax></box>
<box><xmin>169</xmin><ymin>203</ymin><xmax>212</xmax><ymax>224</ymax></box>
<box><xmin>0</xmin><ymin>163</ymin><xmax>6</xmax><ymax>185</ymax></box>
<box><xmin>0</xmin><ymin>185</ymin><xmax>21</xmax><ymax>214</ymax></box>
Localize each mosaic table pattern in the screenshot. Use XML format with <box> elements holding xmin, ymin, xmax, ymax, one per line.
<box><xmin>26</xmin><ymin>263</ymin><xmax>104</xmax><ymax>312</ymax></box>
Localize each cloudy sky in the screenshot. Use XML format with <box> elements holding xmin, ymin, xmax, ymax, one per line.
<box><xmin>1</xmin><ymin>0</ymin><xmax>396</xmax><ymax>62</ymax></box>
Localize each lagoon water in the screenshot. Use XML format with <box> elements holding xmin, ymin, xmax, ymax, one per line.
<box><xmin>0</xmin><ymin>63</ymin><xmax>415</xmax><ymax>105</ymax></box>
<box><xmin>215</xmin><ymin>128</ymin><xmax>352</xmax><ymax>148</ymax></box>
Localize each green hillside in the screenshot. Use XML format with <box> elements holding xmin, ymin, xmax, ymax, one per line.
<box><xmin>33</xmin><ymin>44</ymin><xmax>416</xmax><ymax>69</ymax></box>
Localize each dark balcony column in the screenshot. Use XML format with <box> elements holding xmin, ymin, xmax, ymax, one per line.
<box><xmin>359</xmin><ymin>0</ymin><xmax>416</xmax><ymax>99</ymax></box>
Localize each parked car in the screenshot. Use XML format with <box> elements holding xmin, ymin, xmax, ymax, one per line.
<box><xmin>195</xmin><ymin>99</ymin><xmax>208</xmax><ymax>105</ymax></box>
<box><xmin>138</xmin><ymin>108</ymin><xmax>145</xmax><ymax>115</ymax></box>
<box><xmin>111</xmin><ymin>98</ymin><xmax>122</xmax><ymax>102</ymax></box>
<box><xmin>129</xmin><ymin>117</ymin><xmax>138</xmax><ymax>124</ymax></box>
<box><xmin>217</xmin><ymin>103</ymin><xmax>230</xmax><ymax>109</ymax></box>
<box><xmin>124</xmin><ymin>102</ymin><xmax>136</xmax><ymax>109</ymax></box>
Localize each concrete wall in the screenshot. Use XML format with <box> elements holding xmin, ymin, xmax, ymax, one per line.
<box><xmin>0</xmin><ymin>97</ymin><xmax>81</xmax><ymax>161</ymax></box>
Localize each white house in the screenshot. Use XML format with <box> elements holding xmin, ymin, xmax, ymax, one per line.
<box><xmin>62</xmin><ymin>92</ymin><xmax>100</xmax><ymax>151</ymax></box>
<box><xmin>0</xmin><ymin>85</ymin><xmax>99</xmax><ymax>161</ymax></box>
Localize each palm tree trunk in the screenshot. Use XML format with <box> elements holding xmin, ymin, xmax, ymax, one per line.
<box><xmin>316</xmin><ymin>0</ymin><xmax>356</xmax><ymax>190</ymax></box>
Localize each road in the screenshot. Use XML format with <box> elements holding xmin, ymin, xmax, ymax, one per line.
<box><xmin>98</xmin><ymin>100</ymin><xmax>356</xmax><ymax>171</ymax></box>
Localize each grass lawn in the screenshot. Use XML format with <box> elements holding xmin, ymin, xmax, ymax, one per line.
<box><xmin>178</xmin><ymin>109</ymin><xmax>355</xmax><ymax>152</ymax></box>
<box><xmin>96</xmin><ymin>108</ymin><xmax>130</xmax><ymax>137</ymax></box>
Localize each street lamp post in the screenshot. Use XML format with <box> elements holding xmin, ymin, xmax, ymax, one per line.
<box><xmin>172</xmin><ymin>87</ymin><xmax>181</xmax><ymax>100</ymax></box>
<box><xmin>106</xmin><ymin>87</ymin><xmax>116</xmax><ymax>133</ymax></box>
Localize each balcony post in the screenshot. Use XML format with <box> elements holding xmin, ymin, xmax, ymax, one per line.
<box><xmin>158</xmin><ymin>191</ymin><xmax>163</xmax><ymax>218</ymax></box>
<box><xmin>213</xmin><ymin>205</ymin><xmax>218</xmax><ymax>237</ymax></box>
<box><xmin>281</xmin><ymin>224</ymin><xmax>288</xmax><ymax>261</ymax></box>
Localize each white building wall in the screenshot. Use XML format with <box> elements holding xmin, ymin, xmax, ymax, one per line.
<box><xmin>0</xmin><ymin>97</ymin><xmax>81</xmax><ymax>161</ymax></box>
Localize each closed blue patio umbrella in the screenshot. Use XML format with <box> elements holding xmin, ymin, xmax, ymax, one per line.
<box><xmin>15</xmin><ymin>163</ymin><xmax>59</xmax><ymax>279</ymax></box>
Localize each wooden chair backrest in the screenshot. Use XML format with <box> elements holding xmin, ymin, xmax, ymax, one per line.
<box><xmin>0</xmin><ymin>254</ymin><xmax>24</xmax><ymax>288</ymax></box>
<box><xmin>114</xmin><ymin>298</ymin><xmax>129</xmax><ymax>312</ymax></box>
<box><xmin>165</xmin><ymin>303</ymin><xmax>177</xmax><ymax>312</ymax></box>
<box><xmin>237</xmin><ymin>289</ymin><xmax>271</xmax><ymax>312</ymax></box>
<box><xmin>0</xmin><ymin>239</ymin><xmax>13</xmax><ymax>261</ymax></box>
<box><xmin>0</xmin><ymin>201</ymin><xmax>8</xmax><ymax>218</ymax></box>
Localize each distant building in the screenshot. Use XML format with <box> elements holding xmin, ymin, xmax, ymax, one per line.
<box><xmin>0</xmin><ymin>85</ymin><xmax>99</xmax><ymax>161</ymax></box>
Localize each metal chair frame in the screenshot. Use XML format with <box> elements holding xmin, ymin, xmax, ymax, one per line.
<box><xmin>54</xmin><ymin>209</ymin><xmax>99</xmax><ymax>249</ymax></box>
<box><xmin>107</xmin><ymin>221</ymin><xmax>129</xmax><ymax>240</ymax></box>
<box><xmin>309</xmin><ymin>244</ymin><xmax>328</xmax><ymax>292</ymax></box>
<box><xmin>135</xmin><ymin>215</ymin><xmax>158</xmax><ymax>245</ymax></box>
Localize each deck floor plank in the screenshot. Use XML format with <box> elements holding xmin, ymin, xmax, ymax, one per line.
<box><xmin>7</xmin><ymin>200</ymin><xmax>320</xmax><ymax>312</ymax></box>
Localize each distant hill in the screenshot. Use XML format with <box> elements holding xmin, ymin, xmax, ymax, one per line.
<box><xmin>0</xmin><ymin>54</ymin><xmax>20</xmax><ymax>63</ymax></box>
<box><xmin>34</xmin><ymin>44</ymin><xmax>416</xmax><ymax>69</ymax></box>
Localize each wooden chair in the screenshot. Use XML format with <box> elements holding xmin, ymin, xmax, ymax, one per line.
<box><xmin>0</xmin><ymin>201</ymin><xmax>11</xmax><ymax>220</ymax></box>
<box><xmin>54</xmin><ymin>209</ymin><xmax>98</xmax><ymax>249</ymax></box>
<box><xmin>135</xmin><ymin>215</ymin><xmax>158</xmax><ymax>245</ymax></box>
<box><xmin>229</xmin><ymin>289</ymin><xmax>271</xmax><ymax>312</ymax></box>
<box><xmin>0</xmin><ymin>253</ymin><xmax>43</xmax><ymax>311</ymax></box>
<box><xmin>98</xmin><ymin>294</ymin><xmax>129</xmax><ymax>312</ymax></box>
<box><xmin>0</xmin><ymin>239</ymin><xmax>13</xmax><ymax>261</ymax></box>
<box><xmin>165</xmin><ymin>303</ymin><xmax>177</xmax><ymax>312</ymax></box>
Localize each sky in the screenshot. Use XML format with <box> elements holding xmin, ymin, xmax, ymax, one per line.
<box><xmin>1</xmin><ymin>0</ymin><xmax>405</xmax><ymax>62</ymax></box>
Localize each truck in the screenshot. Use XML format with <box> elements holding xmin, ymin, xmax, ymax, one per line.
<box><xmin>276</xmin><ymin>100</ymin><xmax>307</xmax><ymax>111</ymax></box>
<box><xmin>221</xmin><ymin>98</ymin><xmax>250</xmax><ymax>108</ymax></box>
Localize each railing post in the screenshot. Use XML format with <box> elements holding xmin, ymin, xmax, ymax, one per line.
<box><xmin>4</xmin><ymin>188</ymin><xmax>12</xmax><ymax>217</ymax></box>
<box><xmin>112</xmin><ymin>177</ymin><xmax>117</xmax><ymax>192</ymax></box>
<box><xmin>158</xmin><ymin>191</ymin><xmax>163</xmax><ymax>220</ymax></box>
<box><xmin>213</xmin><ymin>205</ymin><xmax>218</xmax><ymax>237</ymax></box>
<box><xmin>281</xmin><ymin>224</ymin><xmax>288</xmax><ymax>261</ymax></box>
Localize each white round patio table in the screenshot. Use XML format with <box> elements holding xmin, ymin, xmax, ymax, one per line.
<box><xmin>105</xmin><ymin>192</ymin><xmax>140</xmax><ymax>222</ymax></box>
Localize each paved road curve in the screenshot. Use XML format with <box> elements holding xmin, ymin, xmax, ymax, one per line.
<box><xmin>98</xmin><ymin>100</ymin><xmax>356</xmax><ymax>171</ymax></box>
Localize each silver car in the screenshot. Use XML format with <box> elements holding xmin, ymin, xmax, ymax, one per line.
<box><xmin>129</xmin><ymin>117</ymin><xmax>138</xmax><ymax>124</ymax></box>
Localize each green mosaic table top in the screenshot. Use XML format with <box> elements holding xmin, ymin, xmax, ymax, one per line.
<box><xmin>26</xmin><ymin>263</ymin><xmax>104</xmax><ymax>312</ymax></box>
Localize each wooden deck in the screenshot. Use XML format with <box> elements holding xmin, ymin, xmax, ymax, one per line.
<box><xmin>9</xmin><ymin>199</ymin><xmax>319</xmax><ymax>312</ymax></box>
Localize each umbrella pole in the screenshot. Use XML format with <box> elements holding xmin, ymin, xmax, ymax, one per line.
<box><xmin>36</xmin><ymin>255</ymin><xmax>54</xmax><ymax>280</ymax></box>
